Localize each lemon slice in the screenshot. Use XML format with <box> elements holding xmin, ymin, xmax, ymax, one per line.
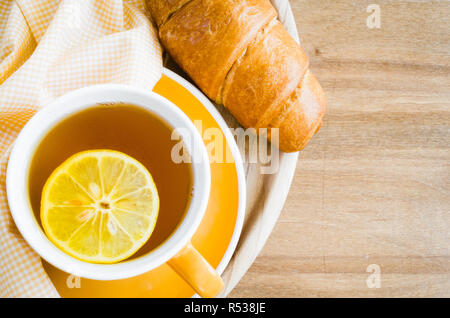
<box><xmin>41</xmin><ymin>150</ymin><xmax>159</xmax><ymax>263</ymax></box>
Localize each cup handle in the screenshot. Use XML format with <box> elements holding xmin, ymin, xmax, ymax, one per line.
<box><xmin>167</xmin><ymin>242</ymin><xmax>224</xmax><ymax>298</ymax></box>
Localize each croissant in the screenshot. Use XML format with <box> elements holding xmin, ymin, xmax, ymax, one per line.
<box><xmin>147</xmin><ymin>0</ymin><xmax>325</xmax><ymax>152</ymax></box>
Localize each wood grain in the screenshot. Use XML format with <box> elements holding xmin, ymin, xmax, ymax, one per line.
<box><xmin>229</xmin><ymin>0</ymin><xmax>450</xmax><ymax>297</ymax></box>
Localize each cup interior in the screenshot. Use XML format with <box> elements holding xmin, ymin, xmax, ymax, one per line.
<box><xmin>6</xmin><ymin>85</ymin><xmax>211</xmax><ymax>280</ymax></box>
<box><xmin>28</xmin><ymin>103</ymin><xmax>192</xmax><ymax>258</ymax></box>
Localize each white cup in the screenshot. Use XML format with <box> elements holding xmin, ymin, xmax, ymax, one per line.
<box><xmin>6</xmin><ymin>84</ymin><xmax>224</xmax><ymax>297</ymax></box>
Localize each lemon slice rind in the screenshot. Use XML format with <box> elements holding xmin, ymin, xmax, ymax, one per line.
<box><xmin>41</xmin><ymin>150</ymin><xmax>159</xmax><ymax>264</ymax></box>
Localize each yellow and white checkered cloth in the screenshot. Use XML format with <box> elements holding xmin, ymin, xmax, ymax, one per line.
<box><xmin>0</xmin><ymin>0</ymin><xmax>162</xmax><ymax>297</ymax></box>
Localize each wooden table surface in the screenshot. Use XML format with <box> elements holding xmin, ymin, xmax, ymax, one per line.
<box><xmin>230</xmin><ymin>0</ymin><xmax>450</xmax><ymax>297</ymax></box>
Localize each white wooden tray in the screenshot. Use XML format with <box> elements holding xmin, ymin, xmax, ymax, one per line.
<box><xmin>195</xmin><ymin>0</ymin><xmax>301</xmax><ymax>296</ymax></box>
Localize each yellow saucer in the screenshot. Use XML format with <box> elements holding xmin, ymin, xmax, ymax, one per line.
<box><xmin>42</xmin><ymin>68</ymin><xmax>246</xmax><ymax>297</ymax></box>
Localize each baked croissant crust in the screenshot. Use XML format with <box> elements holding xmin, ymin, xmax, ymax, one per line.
<box><xmin>147</xmin><ymin>0</ymin><xmax>326</xmax><ymax>152</ymax></box>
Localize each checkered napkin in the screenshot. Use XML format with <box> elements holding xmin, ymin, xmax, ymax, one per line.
<box><xmin>0</xmin><ymin>0</ymin><xmax>162</xmax><ymax>297</ymax></box>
